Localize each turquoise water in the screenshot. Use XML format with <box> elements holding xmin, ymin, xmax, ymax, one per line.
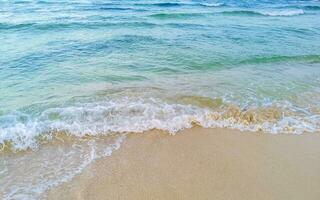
<box><xmin>1</xmin><ymin>0</ymin><xmax>320</xmax><ymax>199</ymax></box>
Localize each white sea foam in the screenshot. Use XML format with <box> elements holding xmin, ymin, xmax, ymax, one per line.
<box><xmin>0</xmin><ymin>97</ymin><xmax>319</xmax><ymax>152</ymax></box>
<box><xmin>259</xmin><ymin>9</ymin><xmax>304</xmax><ymax>16</ymax></box>
<box><xmin>0</xmin><ymin>134</ymin><xmax>125</xmax><ymax>200</ymax></box>
<box><xmin>200</xmin><ymin>3</ymin><xmax>224</xmax><ymax>7</ymax></box>
<box><xmin>0</xmin><ymin>97</ymin><xmax>319</xmax><ymax>199</ymax></box>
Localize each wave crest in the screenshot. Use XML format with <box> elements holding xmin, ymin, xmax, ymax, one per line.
<box><xmin>137</xmin><ymin>2</ymin><xmax>223</xmax><ymax>7</ymax></box>
<box><xmin>260</xmin><ymin>9</ymin><xmax>304</xmax><ymax>16</ymax></box>
<box><xmin>222</xmin><ymin>9</ymin><xmax>304</xmax><ymax>16</ymax></box>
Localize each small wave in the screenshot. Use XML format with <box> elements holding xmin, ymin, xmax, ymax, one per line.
<box><xmin>136</xmin><ymin>2</ymin><xmax>223</xmax><ymax>7</ymax></box>
<box><xmin>0</xmin><ymin>21</ymin><xmax>157</xmax><ymax>31</ymax></box>
<box><xmin>260</xmin><ymin>9</ymin><xmax>304</xmax><ymax>16</ymax></box>
<box><xmin>152</xmin><ymin>2</ymin><xmax>182</xmax><ymax>7</ymax></box>
<box><xmin>199</xmin><ymin>3</ymin><xmax>224</xmax><ymax>7</ymax></box>
<box><xmin>0</xmin><ymin>22</ymin><xmax>84</xmax><ymax>31</ymax></box>
<box><xmin>0</xmin><ymin>22</ymin><xmax>36</xmax><ymax>30</ymax></box>
<box><xmin>221</xmin><ymin>9</ymin><xmax>304</xmax><ymax>17</ymax></box>
<box><xmin>149</xmin><ymin>12</ymin><xmax>204</xmax><ymax>19</ymax></box>
<box><xmin>1</xmin><ymin>97</ymin><xmax>319</xmax><ymax>152</ymax></box>
<box><xmin>302</xmin><ymin>5</ymin><xmax>320</xmax><ymax>11</ymax></box>
<box><xmin>221</xmin><ymin>10</ymin><xmax>262</xmax><ymax>16</ymax></box>
<box><xmin>1</xmin><ymin>96</ymin><xmax>319</xmax><ymax>199</ymax></box>
<box><xmin>98</xmin><ymin>7</ymin><xmax>135</xmax><ymax>11</ymax></box>
<box><xmin>240</xmin><ymin>55</ymin><xmax>320</xmax><ymax>65</ymax></box>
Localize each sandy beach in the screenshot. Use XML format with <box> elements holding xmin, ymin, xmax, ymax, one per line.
<box><xmin>47</xmin><ymin>128</ymin><xmax>320</xmax><ymax>200</ymax></box>
<box><xmin>2</xmin><ymin>1</ymin><xmax>320</xmax><ymax>199</ymax></box>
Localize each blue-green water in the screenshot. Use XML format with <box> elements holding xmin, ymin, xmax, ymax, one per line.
<box><xmin>1</xmin><ymin>0</ymin><xmax>320</xmax><ymax>199</ymax></box>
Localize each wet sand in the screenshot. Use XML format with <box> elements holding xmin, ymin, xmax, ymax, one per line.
<box><xmin>48</xmin><ymin>127</ymin><xmax>320</xmax><ymax>200</ymax></box>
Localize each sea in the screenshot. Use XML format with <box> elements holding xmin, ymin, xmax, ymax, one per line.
<box><xmin>1</xmin><ymin>0</ymin><xmax>320</xmax><ymax>199</ymax></box>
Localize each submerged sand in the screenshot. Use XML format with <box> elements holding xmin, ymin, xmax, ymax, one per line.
<box><xmin>48</xmin><ymin>127</ymin><xmax>320</xmax><ymax>200</ymax></box>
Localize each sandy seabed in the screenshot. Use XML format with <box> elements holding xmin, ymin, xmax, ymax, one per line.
<box><xmin>48</xmin><ymin>127</ymin><xmax>320</xmax><ymax>200</ymax></box>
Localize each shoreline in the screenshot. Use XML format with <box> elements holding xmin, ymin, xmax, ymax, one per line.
<box><xmin>47</xmin><ymin>127</ymin><xmax>320</xmax><ymax>200</ymax></box>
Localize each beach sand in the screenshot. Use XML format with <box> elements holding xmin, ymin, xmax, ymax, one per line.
<box><xmin>47</xmin><ymin>127</ymin><xmax>320</xmax><ymax>200</ymax></box>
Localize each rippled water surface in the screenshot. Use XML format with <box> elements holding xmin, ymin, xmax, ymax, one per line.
<box><xmin>1</xmin><ymin>0</ymin><xmax>320</xmax><ymax>199</ymax></box>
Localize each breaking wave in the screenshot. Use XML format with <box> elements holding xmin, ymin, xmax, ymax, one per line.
<box><xmin>1</xmin><ymin>97</ymin><xmax>319</xmax><ymax>152</ymax></box>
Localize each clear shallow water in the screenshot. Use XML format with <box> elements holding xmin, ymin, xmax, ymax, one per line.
<box><xmin>1</xmin><ymin>0</ymin><xmax>320</xmax><ymax>199</ymax></box>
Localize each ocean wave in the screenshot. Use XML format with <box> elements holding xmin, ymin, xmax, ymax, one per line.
<box><xmin>221</xmin><ymin>9</ymin><xmax>304</xmax><ymax>16</ymax></box>
<box><xmin>0</xmin><ymin>21</ymin><xmax>157</xmax><ymax>31</ymax></box>
<box><xmin>240</xmin><ymin>55</ymin><xmax>320</xmax><ymax>65</ymax></box>
<box><xmin>149</xmin><ymin>9</ymin><xmax>304</xmax><ymax>20</ymax></box>
<box><xmin>259</xmin><ymin>9</ymin><xmax>305</xmax><ymax>16</ymax></box>
<box><xmin>1</xmin><ymin>97</ymin><xmax>319</xmax><ymax>152</ymax></box>
<box><xmin>199</xmin><ymin>3</ymin><xmax>224</xmax><ymax>7</ymax></box>
<box><xmin>152</xmin><ymin>2</ymin><xmax>184</xmax><ymax>7</ymax></box>
<box><xmin>300</xmin><ymin>5</ymin><xmax>320</xmax><ymax>11</ymax></box>
<box><xmin>149</xmin><ymin>12</ymin><xmax>204</xmax><ymax>19</ymax></box>
<box><xmin>135</xmin><ymin>2</ymin><xmax>223</xmax><ymax>7</ymax></box>
<box><xmin>98</xmin><ymin>7</ymin><xmax>136</xmax><ymax>11</ymax></box>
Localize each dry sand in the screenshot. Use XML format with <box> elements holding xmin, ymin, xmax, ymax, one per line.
<box><xmin>48</xmin><ymin>127</ymin><xmax>320</xmax><ymax>200</ymax></box>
